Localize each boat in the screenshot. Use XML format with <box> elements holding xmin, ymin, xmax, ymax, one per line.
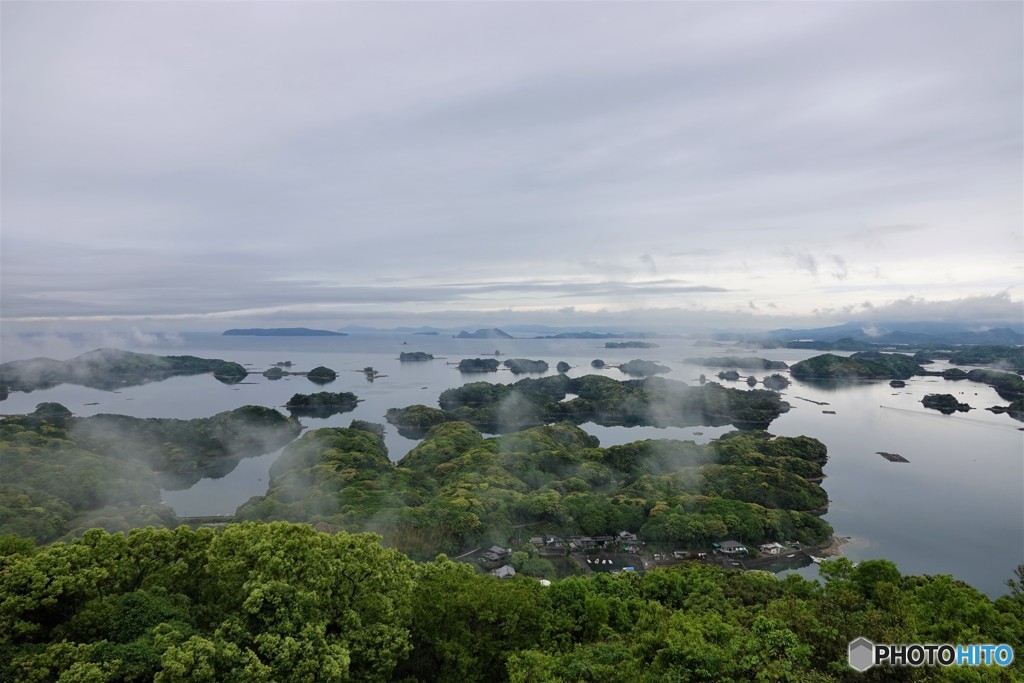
<box><xmin>810</xmin><ymin>555</ymin><xmax>825</xmax><ymax>564</ymax></box>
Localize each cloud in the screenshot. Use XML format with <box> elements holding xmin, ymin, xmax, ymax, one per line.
<box><xmin>846</xmin><ymin>292</ymin><xmax>1023</xmax><ymax>325</ymax></box>
<box><xmin>1</xmin><ymin>2</ymin><xmax>1021</xmax><ymax>328</ymax></box>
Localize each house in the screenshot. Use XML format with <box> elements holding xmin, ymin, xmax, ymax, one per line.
<box><xmin>494</xmin><ymin>565</ymin><xmax>516</xmax><ymax>579</ymax></box>
<box><xmin>718</xmin><ymin>540</ymin><xmax>748</xmax><ymax>554</ymax></box>
<box><xmin>529</xmin><ymin>536</ymin><xmax>544</xmax><ymax>547</ymax></box>
<box><xmin>617</xmin><ymin>530</ymin><xmax>639</xmax><ymax>544</ymax></box>
<box><xmin>481</xmin><ymin>545</ymin><xmax>512</xmax><ymax>563</ymax></box>
<box><xmin>759</xmin><ymin>542</ymin><xmax>786</xmax><ymax>555</ymax></box>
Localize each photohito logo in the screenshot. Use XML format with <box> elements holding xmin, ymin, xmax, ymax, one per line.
<box><xmin>848</xmin><ymin>637</ymin><xmax>1015</xmax><ymax>671</ymax></box>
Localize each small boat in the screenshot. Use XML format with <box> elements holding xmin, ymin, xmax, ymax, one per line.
<box><xmin>810</xmin><ymin>555</ymin><xmax>825</xmax><ymax>564</ymax></box>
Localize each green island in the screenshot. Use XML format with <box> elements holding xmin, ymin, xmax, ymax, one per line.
<box><xmin>605</xmin><ymin>341</ymin><xmax>659</xmax><ymax>349</ymax></box>
<box><xmin>790</xmin><ymin>351</ymin><xmax>925</xmax><ymax>380</ymax></box>
<box><xmin>987</xmin><ymin>399</ymin><xmax>1024</xmax><ymax>422</ymax></box>
<box><xmin>503</xmin><ymin>359</ymin><xmax>549</xmax><ymax>374</ymax></box>
<box><xmin>0</xmin><ymin>404</ymin><xmax>300</xmax><ymax>540</ymax></box>
<box><xmin>458</xmin><ymin>358</ymin><xmax>500</xmax><ymax>373</ymax></box>
<box><xmin>406</xmin><ymin>374</ymin><xmax>790</xmax><ymax>432</ymax></box>
<box><xmin>0</xmin><ymin>348</ymin><xmax>248</xmax><ymax>394</ymax></box>
<box><xmin>306</xmin><ymin>366</ymin><xmax>338</xmax><ymax>383</ymax></box>
<box><xmin>399</xmin><ymin>351</ymin><xmax>435</xmax><ymax>361</ymax></box>
<box><xmin>920</xmin><ymin>394</ymin><xmax>972</xmax><ymax>414</ymax></box>
<box><xmin>237</xmin><ymin>422</ymin><xmax>831</xmax><ymax>556</ymax></box>
<box><xmin>685</xmin><ymin>356</ymin><xmax>789</xmax><ymax>370</ymax></box>
<box><xmin>285</xmin><ymin>391</ymin><xmax>361</xmax><ymax>419</ymax></box>
<box><xmin>964</xmin><ymin>369</ymin><xmax>1024</xmax><ymax>400</ymax></box>
<box><xmin>618</xmin><ymin>359</ymin><xmax>670</xmax><ymax>376</ymax></box>
<box><xmin>946</xmin><ymin>345</ymin><xmax>1024</xmax><ymax>373</ymax></box>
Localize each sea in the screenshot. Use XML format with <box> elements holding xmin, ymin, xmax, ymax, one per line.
<box><xmin>1</xmin><ymin>331</ymin><xmax>1021</xmax><ymax>597</ymax></box>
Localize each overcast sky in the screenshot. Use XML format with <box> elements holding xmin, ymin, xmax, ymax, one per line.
<box><xmin>2</xmin><ymin>1</ymin><xmax>1022</xmax><ymax>333</ymax></box>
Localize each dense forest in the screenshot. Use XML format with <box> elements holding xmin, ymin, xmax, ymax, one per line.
<box><xmin>236</xmin><ymin>421</ymin><xmax>832</xmax><ymax>558</ymax></box>
<box><xmin>387</xmin><ymin>373</ymin><xmax>790</xmax><ymax>435</ymax></box>
<box><xmin>1</xmin><ymin>523</ymin><xmax>1021</xmax><ymax>682</ymax></box>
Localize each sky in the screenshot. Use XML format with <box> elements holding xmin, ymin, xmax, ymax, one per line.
<box><xmin>2</xmin><ymin>1</ymin><xmax>1022</xmax><ymax>336</ymax></box>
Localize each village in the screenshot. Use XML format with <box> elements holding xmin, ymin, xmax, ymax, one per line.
<box><xmin>474</xmin><ymin>531</ymin><xmax>828</xmax><ymax>580</ymax></box>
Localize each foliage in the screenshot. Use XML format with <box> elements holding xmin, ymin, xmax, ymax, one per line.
<box><xmin>426</xmin><ymin>373</ymin><xmax>790</xmax><ymax>432</ymax></box>
<box><xmin>399</xmin><ymin>352</ymin><xmax>434</xmax><ymax>361</ymax></box>
<box><xmin>69</xmin><ymin>407</ymin><xmax>302</xmax><ymax>488</ymax></box>
<box><xmin>286</xmin><ymin>391</ymin><xmax>360</xmax><ymax>418</ymax></box>
<box><xmin>965</xmin><ymin>369</ymin><xmax>1024</xmax><ymax>400</ymax></box>
<box><xmin>503</xmin><ymin>359</ymin><xmax>549</xmax><ymax>374</ymax></box>
<box><xmin>619</xmin><ymin>359</ymin><xmax>671</xmax><ymax>376</ymax></box>
<box><xmin>921</xmin><ymin>394</ymin><xmax>972</xmax><ymax>414</ymax></box>
<box><xmin>790</xmin><ymin>352</ymin><xmax>925</xmax><ymax>380</ymax></box>
<box><xmin>0</xmin><ymin>348</ymin><xmax>250</xmax><ymax>393</ymax></box>
<box><xmin>1</xmin><ymin>523</ymin><xmax>1021</xmax><ymax>682</ymax></box>
<box><xmin>237</xmin><ymin>421</ymin><xmax>833</xmax><ymax>556</ymax></box>
<box><xmin>306</xmin><ymin>366</ymin><xmax>338</xmax><ymax>383</ymax></box>
<box><xmin>949</xmin><ymin>345</ymin><xmax>1024</xmax><ymax>373</ymax></box>
<box><xmin>458</xmin><ymin>358</ymin><xmax>500</xmax><ymax>373</ymax></box>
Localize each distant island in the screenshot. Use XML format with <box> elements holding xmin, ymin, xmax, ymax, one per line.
<box><xmin>399</xmin><ymin>352</ymin><xmax>434</xmax><ymax>361</ymax></box>
<box><xmin>455</xmin><ymin>328</ymin><xmax>514</xmax><ymax>339</ymax></box>
<box><xmin>605</xmin><ymin>341</ymin><xmax>659</xmax><ymax>349</ymax></box>
<box><xmin>685</xmin><ymin>356</ymin><xmax>788</xmax><ymax>369</ymax></box>
<box><xmin>223</xmin><ymin>328</ymin><xmax>347</xmax><ymax>336</ymax></box>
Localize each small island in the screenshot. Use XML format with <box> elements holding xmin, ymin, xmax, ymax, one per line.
<box><xmin>458</xmin><ymin>358</ymin><xmax>500</xmax><ymax>373</ymax></box>
<box><xmin>307</xmin><ymin>366</ymin><xmax>338</xmax><ymax>383</ymax></box>
<box><xmin>921</xmin><ymin>394</ymin><xmax>972</xmax><ymax>414</ymax></box>
<box><xmin>286</xmin><ymin>391</ymin><xmax>360</xmax><ymax>418</ymax></box>
<box><xmin>399</xmin><ymin>352</ymin><xmax>435</xmax><ymax>362</ymax></box>
<box><xmin>503</xmin><ymin>358</ymin><xmax>549</xmax><ymax>374</ymax></box>
<box><xmin>619</xmin><ymin>359</ymin><xmax>671</xmax><ymax>376</ymax></box>
<box><xmin>605</xmin><ymin>341</ymin><xmax>659</xmax><ymax>349</ymax></box>
<box><xmin>223</xmin><ymin>327</ymin><xmax>347</xmax><ymax>336</ymax></box>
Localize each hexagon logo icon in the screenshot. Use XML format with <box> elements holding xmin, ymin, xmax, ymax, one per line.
<box><xmin>848</xmin><ymin>637</ymin><xmax>875</xmax><ymax>672</ymax></box>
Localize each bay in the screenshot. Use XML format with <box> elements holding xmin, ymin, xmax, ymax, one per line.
<box><xmin>1</xmin><ymin>331</ymin><xmax>1020</xmax><ymax>596</ymax></box>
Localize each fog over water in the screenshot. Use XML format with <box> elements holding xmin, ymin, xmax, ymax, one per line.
<box><xmin>1</xmin><ymin>332</ymin><xmax>1020</xmax><ymax>596</ymax></box>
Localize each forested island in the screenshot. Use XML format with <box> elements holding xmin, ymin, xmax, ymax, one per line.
<box><xmin>387</xmin><ymin>373</ymin><xmax>790</xmax><ymax>432</ymax></box>
<box><xmin>605</xmin><ymin>341</ymin><xmax>659</xmax><ymax>348</ymax></box>
<box><xmin>0</xmin><ymin>404</ymin><xmax>301</xmax><ymax>540</ymax></box>
<box><xmin>399</xmin><ymin>351</ymin><xmax>434</xmax><ymax>361</ymax></box>
<box><xmin>0</xmin><ymin>348</ymin><xmax>248</xmax><ymax>394</ymax></box>
<box><xmin>790</xmin><ymin>351</ymin><xmax>924</xmax><ymax>380</ymax></box>
<box><xmin>503</xmin><ymin>359</ymin><xmax>549</xmax><ymax>374</ymax></box>
<box><xmin>238</xmin><ymin>421</ymin><xmax>831</xmax><ymax>556</ymax></box>
<box><xmin>285</xmin><ymin>391</ymin><xmax>361</xmax><ymax>418</ymax></box>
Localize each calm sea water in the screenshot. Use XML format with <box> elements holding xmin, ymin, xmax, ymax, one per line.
<box><xmin>2</xmin><ymin>332</ymin><xmax>1021</xmax><ymax>596</ymax></box>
